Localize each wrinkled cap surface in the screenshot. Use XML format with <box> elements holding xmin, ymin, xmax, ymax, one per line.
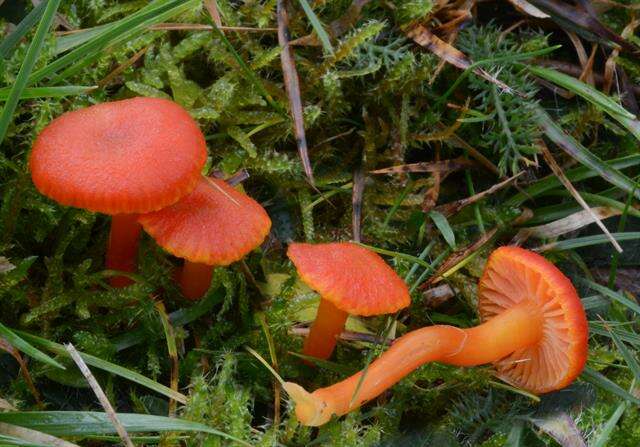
<box><xmin>30</xmin><ymin>97</ymin><xmax>207</xmax><ymax>214</ymax></box>
<box><xmin>478</xmin><ymin>246</ymin><xmax>588</xmax><ymax>394</ymax></box>
<box><xmin>287</xmin><ymin>242</ymin><xmax>410</xmax><ymax>316</ymax></box>
<box><xmin>139</xmin><ymin>176</ymin><xmax>271</xmax><ymax>265</ymax></box>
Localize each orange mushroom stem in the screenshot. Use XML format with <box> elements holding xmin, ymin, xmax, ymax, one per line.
<box><xmin>179</xmin><ymin>260</ymin><xmax>215</xmax><ymax>301</ymax></box>
<box><xmin>105</xmin><ymin>214</ymin><xmax>142</xmax><ymax>287</ymax></box>
<box><xmin>284</xmin><ymin>247</ymin><xmax>588</xmax><ymax>426</ymax></box>
<box><xmin>302</xmin><ymin>298</ymin><xmax>349</xmax><ymax>360</ymax></box>
<box><xmin>139</xmin><ymin>176</ymin><xmax>271</xmax><ymax>300</ymax></box>
<box><xmin>287</xmin><ymin>242</ymin><xmax>410</xmax><ymax>362</ymax></box>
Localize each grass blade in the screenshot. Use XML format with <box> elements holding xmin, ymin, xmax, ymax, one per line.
<box><xmin>0</xmin><ymin>0</ymin><xmax>61</xmax><ymax>145</ymax></box>
<box><xmin>28</xmin><ymin>0</ymin><xmax>192</xmax><ymax>85</ymax></box>
<box><xmin>0</xmin><ymin>86</ymin><xmax>96</xmax><ymax>100</ymax></box>
<box><xmin>0</xmin><ymin>323</ymin><xmax>64</xmax><ymax>369</ymax></box>
<box><xmin>0</xmin><ymin>412</ymin><xmax>250</xmax><ymax>446</ymax></box>
<box><xmin>0</xmin><ymin>422</ymin><xmax>80</xmax><ymax>447</ymax></box>
<box><xmin>507</xmin><ymin>155</ymin><xmax>640</xmax><ymax>207</ymax></box>
<box><xmin>537</xmin><ymin>232</ymin><xmax>640</xmax><ymax>252</ymax></box>
<box><xmin>581</xmin><ymin>279</ymin><xmax>640</xmax><ymax>315</ymax></box>
<box><xmin>0</xmin><ymin>1</ymin><xmax>47</xmax><ymax>59</ymax></box>
<box><xmin>296</xmin><ymin>0</ymin><xmax>334</xmax><ymax>55</ymax></box>
<box><xmin>428</xmin><ymin>210</ymin><xmax>456</xmax><ymax>249</ymax></box>
<box><xmin>582</xmin><ymin>366</ymin><xmax>640</xmax><ymax>405</ymax></box>
<box><xmin>529</xmin><ymin>65</ymin><xmax>634</xmax><ymax>119</ymax></box>
<box><xmin>16</xmin><ymin>331</ymin><xmax>186</xmax><ymax>403</ymax></box>
<box><xmin>536</xmin><ymin>108</ymin><xmax>640</xmax><ymax>201</ymax></box>
<box><xmin>605</xmin><ymin>325</ymin><xmax>640</xmax><ymax>381</ymax></box>
<box><xmin>592</xmin><ymin>401</ymin><xmax>627</xmax><ymax>447</ymax></box>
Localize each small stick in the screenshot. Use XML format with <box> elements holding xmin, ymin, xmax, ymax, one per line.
<box><xmin>65</xmin><ymin>344</ymin><xmax>134</xmax><ymax>447</ymax></box>
<box><xmin>290</xmin><ymin>327</ymin><xmax>393</xmax><ymax>346</ymax></box>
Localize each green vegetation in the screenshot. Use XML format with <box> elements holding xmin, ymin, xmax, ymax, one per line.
<box><xmin>1</xmin><ymin>0</ymin><xmax>639</xmax><ymax>445</ymax></box>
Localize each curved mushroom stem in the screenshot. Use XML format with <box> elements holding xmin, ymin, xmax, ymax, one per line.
<box><xmin>106</xmin><ymin>214</ymin><xmax>142</xmax><ymax>287</ymax></box>
<box><xmin>179</xmin><ymin>261</ymin><xmax>213</xmax><ymax>300</ymax></box>
<box><xmin>285</xmin><ymin>300</ymin><xmax>543</xmax><ymax>426</ymax></box>
<box><xmin>302</xmin><ymin>298</ymin><xmax>349</xmax><ymax>361</ymax></box>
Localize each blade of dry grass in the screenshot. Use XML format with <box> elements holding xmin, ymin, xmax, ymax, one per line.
<box><xmin>65</xmin><ymin>344</ymin><xmax>134</xmax><ymax>447</ymax></box>
<box><xmin>515</xmin><ymin>206</ymin><xmax>621</xmax><ymax>244</ymax></box>
<box><xmin>277</xmin><ymin>0</ymin><xmax>315</xmax><ymax>185</ymax></box>
<box><xmin>540</xmin><ymin>142</ymin><xmax>622</xmax><ymax>252</ymax></box>
<box><xmin>0</xmin><ymin>339</ymin><xmax>42</xmax><ymax>407</ymax></box>
<box><xmin>507</xmin><ymin>0</ymin><xmax>549</xmax><ymax>18</ymax></box>
<box><xmin>154</xmin><ymin>302</ymin><xmax>179</xmax><ymax>417</ymax></box>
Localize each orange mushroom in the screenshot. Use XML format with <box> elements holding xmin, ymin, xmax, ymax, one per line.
<box><xmin>287</xmin><ymin>242</ymin><xmax>410</xmax><ymax>361</ymax></box>
<box><xmin>138</xmin><ymin>176</ymin><xmax>271</xmax><ymax>300</ymax></box>
<box><xmin>29</xmin><ymin>97</ymin><xmax>207</xmax><ymax>287</ymax></box>
<box><xmin>284</xmin><ymin>246</ymin><xmax>588</xmax><ymax>426</ymax></box>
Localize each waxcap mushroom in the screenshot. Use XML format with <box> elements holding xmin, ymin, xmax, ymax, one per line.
<box><xmin>29</xmin><ymin>97</ymin><xmax>207</xmax><ymax>287</ymax></box>
<box><xmin>138</xmin><ymin>176</ymin><xmax>271</xmax><ymax>299</ymax></box>
<box><xmin>287</xmin><ymin>242</ymin><xmax>410</xmax><ymax>361</ymax></box>
<box><xmin>478</xmin><ymin>246</ymin><xmax>588</xmax><ymax>393</ymax></box>
<box><xmin>287</xmin><ymin>242</ymin><xmax>410</xmax><ymax>316</ymax></box>
<box><xmin>30</xmin><ymin>97</ymin><xmax>207</xmax><ymax>215</ymax></box>
<box><xmin>139</xmin><ymin>176</ymin><xmax>271</xmax><ymax>265</ymax></box>
<box><xmin>283</xmin><ymin>246</ymin><xmax>589</xmax><ymax>426</ymax></box>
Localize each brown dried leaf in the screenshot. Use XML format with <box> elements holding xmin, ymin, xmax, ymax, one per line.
<box><xmin>277</xmin><ymin>0</ymin><xmax>315</xmax><ymax>185</ymax></box>
<box><xmin>422</xmin><ymin>163</ymin><xmax>442</xmax><ymax>213</ymax></box>
<box><xmin>406</xmin><ymin>24</ymin><xmax>515</xmax><ymax>95</ymax></box>
<box><xmin>203</xmin><ymin>0</ymin><xmax>223</xmax><ymax>28</ymax></box>
<box><xmin>507</xmin><ymin>0</ymin><xmax>549</xmax><ymax>18</ymax></box>
<box><xmin>515</xmin><ymin>206</ymin><xmax>621</xmax><ymax>244</ymax></box>
<box><xmin>530</xmin><ymin>0</ymin><xmax>638</xmax><ymax>53</ymax></box>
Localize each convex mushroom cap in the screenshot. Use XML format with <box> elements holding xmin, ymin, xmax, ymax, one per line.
<box><xmin>287</xmin><ymin>242</ymin><xmax>410</xmax><ymax>316</ymax></box>
<box><xmin>30</xmin><ymin>97</ymin><xmax>207</xmax><ymax>214</ymax></box>
<box><xmin>138</xmin><ymin>176</ymin><xmax>272</xmax><ymax>266</ymax></box>
<box><xmin>478</xmin><ymin>246</ymin><xmax>588</xmax><ymax>393</ymax></box>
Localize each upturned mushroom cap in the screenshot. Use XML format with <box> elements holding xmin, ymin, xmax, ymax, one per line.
<box><xmin>287</xmin><ymin>242</ymin><xmax>410</xmax><ymax>316</ymax></box>
<box><xmin>29</xmin><ymin>97</ymin><xmax>207</xmax><ymax>214</ymax></box>
<box><xmin>138</xmin><ymin>176</ymin><xmax>271</xmax><ymax>266</ymax></box>
<box><xmin>478</xmin><ymin>246</ymin><xmax>588</xmax><ymax>393</ymax></box>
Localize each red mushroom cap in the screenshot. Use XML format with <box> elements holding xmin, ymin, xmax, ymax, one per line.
<box><xmin>29</xmin><ymin>97</ymin><xmax>207</xmax><ymax>214</ymax></box>
<box><xmin>138</xmin><ymin>176</ymin><xmax>271</xmax><ymax>265</ymax></box>
<box><xmin>478</xmin><ymin>246</ymin><xmax>588</xmax><ymax>393</ymax></box>
<box><xmin>287</xmin><ymin>242</ymin><xmax>410</xmax><ymax>316</ymax></box>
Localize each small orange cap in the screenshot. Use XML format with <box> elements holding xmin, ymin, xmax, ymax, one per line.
<box><xmin>138</xmin><ymin>176</ymin><xmax>271</xmax><ymax>265</ymax></box>
<box><xmin>478</xmin><ymin>246</ymin><xmax>588</xmax><ymax>394</ymax></box>
<box><xmin>30</xmin><ymin>97</ymin><xmax>207</xmax><ymax>214</ymax></box>
<box><xmin>287</xmin><ymin>242</ymin><xmax>410</xmax><ymax>316</ymax></box>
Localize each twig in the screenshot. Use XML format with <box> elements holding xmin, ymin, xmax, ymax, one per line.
<box><xmin>352</xmin><ymin>166</ymin><xmax>365</xmax><ymax>242</ymax></box>
<box><xmin>65</xmin><ymin>343</ymin><xmax>134</xmax><ymax>447</ymax></box>
<box><xmin>97</xmin><ymin>46</ymin><xmax>148</xmax><ymax>87</ymax></box>
<box><xmin>277</xmin><ymin>0</ymin><xmax>315</xmax><ymax>185</ymax></box>
<box><xmin>435</xmin><ymin>172</ymin><xmax>524</xmax><ymax>217</ymax></box>
<box><xmin>290</xmin><ymin>327</ymin><xmax>393</xmax><ymax>346</ymax></box>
